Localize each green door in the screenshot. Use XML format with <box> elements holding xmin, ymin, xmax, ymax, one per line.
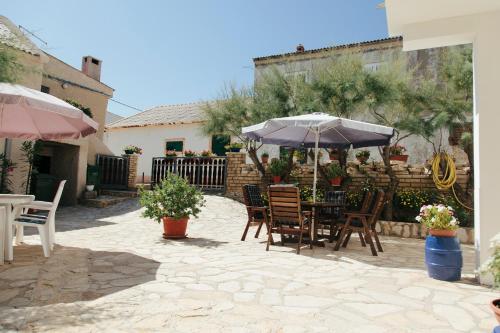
<box><xmin>211</xmin><ymin>135</ymin><xmax>230</xmax><ymax>156</ymax></box>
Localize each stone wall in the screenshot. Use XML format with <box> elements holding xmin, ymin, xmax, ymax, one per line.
<box><xmin>225</xmin><ymin>152</ymin><xmax>470</xmax><ymax>202</ymax></box>
<box><xmin>376</xmin><ymin>221</ymin><xmax>474</xmax><ymax>244</ymax></box>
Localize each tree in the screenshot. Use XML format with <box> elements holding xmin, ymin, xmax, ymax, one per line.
<box><xmin>311</xmin><ymin>53</ymin><xmax>368</xmax><ymax>169</ymax></box>
<box><xmin>398</xmin><ymin>47</ymin><xmax>473</xmax><ymax>209</ymax></box>
<box><xmin>202</xmin><ymin>69</ymin><xmax>317</xmax><ymax>179</ymax></box>
<box><xmin>0</xmin><ymin>43</ymin><xmax>23</xmax><ymax>83</ymax></box>
<box><xmin>363</xmin><ymin>58</ymin><xmax>415</xmax><ymax>219</ymax></box>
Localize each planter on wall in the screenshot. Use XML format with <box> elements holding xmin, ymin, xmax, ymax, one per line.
<box><xmin>124</xmin><ymin>150</ymin><xmax>134</xmax><ymax>155</ymax></box>
<box><xmin>390</xmin><ymin>155</ymin><xmax>409</xmax><ymax>162</ymax></box>
<box><xmin>272</xmin><ymin>176</ymin><xmax>282</xmax><ymax>184</ymax></box>
<box><xmin>162</xmin><ymin>216</ymin><xmax>188</xmax><ymax>239</ymax></box>
<box><xmin>329</xmin><ymin>177</ymin><xmax>342</xmax><ymax>186</ymax></box>
<box><xmin>261</xmin><ymin>156</ymin><xmax>269</xmax><ymax>164</ymax></box>
<box><xmin>229</xmin><ymin>148</ymin><xmax>241</xmax><ymax>152</ymax></box>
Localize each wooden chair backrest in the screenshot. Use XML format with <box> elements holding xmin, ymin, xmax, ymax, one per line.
<box><xmin>360</xmin><ymin>190</ymin><xmax>374</xmax><ymax>214</ymax></box>
<box><xmin>368</xmin><ymin>190</ymin><xmax>386</xmax><ymax>226</ymax></box>
<box><xmin>323</xmin><ymin>190</ymin><xmax>346</xmax><ymax>217</ymax></box>
<box><xmin>268</xmin><ymin>186</ymin><xmax>301</xmax><ymax>225</ymax></box>
<box><xmin>242</xmin><ymin>184</ymin><xmax>263</xmax><ymax>207</ymax></box>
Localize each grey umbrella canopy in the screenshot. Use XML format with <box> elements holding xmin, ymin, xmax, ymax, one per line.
<box><xmin>242</xmin><ymin>113</ymin><xmax>394</xmax><ymax>201</ymax></box>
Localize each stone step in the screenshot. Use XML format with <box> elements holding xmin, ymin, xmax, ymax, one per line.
<box><xmin>80</xmin><ymin>195</ymin><xmax>130</xmax><ymax>208</ymax></box>
<box><xmin>100</xmin><ymin>189</ymin><xmax>138</xmax><ymax>198</ymax></box>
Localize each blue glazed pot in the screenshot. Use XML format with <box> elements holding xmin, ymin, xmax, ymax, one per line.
<box><xmin>425</xmin><ymin>235</ymin><xmax>463</xmax><ymax>281</ymax></box>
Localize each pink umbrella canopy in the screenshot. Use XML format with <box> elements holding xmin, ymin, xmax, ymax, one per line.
<box><xmin>0</xmin><ymin>83</ymin><xmax>99</xmax><ymax>140</ymax></box>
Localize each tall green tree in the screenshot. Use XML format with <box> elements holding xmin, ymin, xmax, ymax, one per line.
<box><xmin>398</xmin><ymin>47</ymin><xmax>473</xmax><ymax>208</ymax></box>
<box><xmin>202</xmin><ymin>69</ymin><xmax>317</xmax><ymax>178</ymax></box>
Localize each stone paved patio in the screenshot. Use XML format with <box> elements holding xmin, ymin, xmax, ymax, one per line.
<box><xmin>0</xmin><ymin>195</ymin><xmax>497</xmax><ymax>332</ymax></box>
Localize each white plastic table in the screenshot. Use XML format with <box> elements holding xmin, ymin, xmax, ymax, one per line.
<box><xmin>0</xmin><ymin>194</ymin><xmax>34</xmax><ymax>264</ymax></box>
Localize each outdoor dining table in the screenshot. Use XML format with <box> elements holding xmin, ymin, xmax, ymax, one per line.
<box><xmin>301</xmin><ymin>201</ymin><xmax>345</xmax><ymax>246</ymax></box>
<box><xmin>0</xmin><ymin>194</ymin><xmax>35</xmax><ymax>264</ymax></box>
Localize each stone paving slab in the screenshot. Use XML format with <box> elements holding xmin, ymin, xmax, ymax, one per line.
<box><xmin>0</xmin><ymin>195</ymin><xmax>497</xmax><ymax>332</ymax></box>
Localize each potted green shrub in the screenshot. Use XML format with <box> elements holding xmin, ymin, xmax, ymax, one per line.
<box><xmin>268</xmin><ymin>158</ymin><xmax>287</xmax><ymax>183</ymax></box>
<box><xmin>325</xmin><ymin>163</ymin><xmax>346</xmax><ymax>186</ymax></box>
<box><xmin>355</xmin><ymin>150</ymin><xmax>370</xmax><ymax>164</ymax></box>
<box><xmin>390</xmin><ymin>145</ymin><xmax>408</xmax><ymax>163</ymax></box>
<box><xmin>261</xmin><ymin>152</ymin><xmax>269</xmax><ymax>164</ymax></box>
<box><xmin>225</xmin><ymin>142</ymin><xmax>243</xmax><ymax>152</ymax></box>
<box><xmin>123</xmin><ymin>145</ymin><xmax>142</xmax><ymax>155</ymax></box>
<box><xmin>417</xmin><ymin>204</ymin><xmax>462</xmax><ymax>281</ymax></box>
<box><xmin>139</xmin><ymin>175</ymin><xmax>205</xmax><ymax>239</ymax></box>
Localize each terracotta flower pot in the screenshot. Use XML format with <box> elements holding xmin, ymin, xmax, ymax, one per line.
<box><xmin>390</xmin><ymin>154</ymin><xmax>409</xmax><ymax>163</ymax></box>
<box><xmin>162</xmin><ymin>216</ymin><xmax>188</xmax><ymax>239</ymax></box>
<box><xmin>490</xmin><ymin>299</ymin><xmax>500</xmax><ymax>324</ymax></box>
<box><xmin>429</xmin><ymin>229</ymin><xmax>457</xmax><ymax>237</ymax></box>
<box><xmin>330</xmin><ymin>177</ymin><xmax>342</xmax><ymax>186</ymax></box>
<box><xmin>261</xmin><ymin>156</ymin><xmax>269</xmax><ymax>164</ymax></box>
<box><xmin>272</xmin><ymin>176</ymin><xmax>281</xmax><ymax>183</ymax></box>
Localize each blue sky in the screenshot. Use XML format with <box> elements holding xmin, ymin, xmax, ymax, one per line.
<box><xmin>3</xmin><ymin>1</ymin><xmax>388</xmax><ymax>117</ymax></box>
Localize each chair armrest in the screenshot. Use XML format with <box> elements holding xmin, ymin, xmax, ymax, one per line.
<box><xmin>14</xmin><ymin>201</ymin><xmax>53</xmax><ymax>211</ymax></box>
<box><xmin>246</xmin><ymin>206</ymin><xmax>268</xmax><ymax>213</ymax></box>
<box><xmin>302</xmin><ymin>210</ymin><xmax>312</xmax><ymax>219</ymax></box>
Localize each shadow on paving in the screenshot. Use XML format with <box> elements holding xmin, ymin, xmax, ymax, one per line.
<box><xmin>0</xmin><ymin>244</ymin><xmax>160</xmax><ymax>309</ymax></box>
<box><xmin>23</xmin><ymin>199</ymin><xmax>141</xmax><ymax>236</ymax></box>
<box><xmin>259</xmin><ymin>234</ymin><xmax>476</xmax><ymax>275</ymax></box>
<box><xmin>156</xmin><ymin>237</ymin><xmax>229</xmax><ymax>249</ymax></box>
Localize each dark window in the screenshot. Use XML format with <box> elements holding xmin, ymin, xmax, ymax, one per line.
<box><xmin>91</xmin><ymin>58</ymin><xmax>99</xmax><ymax>65</ymax></box>
<box><xmin>41</xmin><ymin>85</ymin><xmax>50</xmax><ymax>94</ymax></box>
<box><xmin>211</xmin><ymin>135</ymin><xmax>230</xmax><ymax>156</ymax></box>
<box><xmin>166</xmin><ymin>140</ymin><xmax>184</xmax><ymax>152</ymax></box>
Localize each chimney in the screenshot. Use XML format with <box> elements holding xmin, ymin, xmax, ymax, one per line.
<box><xmin>296</xmin><ymin>44</ymin><xmax>305</xmax><ymax>53</ymax></box>
<box><xmin>81</xmin><ymin>56</ymin><xmax>102</xmax><ymax>81</ymax></box>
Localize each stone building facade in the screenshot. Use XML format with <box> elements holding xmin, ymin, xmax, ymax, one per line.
<box><xmin>0</xmin><ymin>16</ymin><xmax>114</xmax><ymax>205</ymax></box>
<box><xmin>252</xmin><ymin>37</ymin><xmax>468</xmax><ymax>166</ymax></box>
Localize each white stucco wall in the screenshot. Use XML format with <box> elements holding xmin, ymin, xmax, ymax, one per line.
<box><xmin>104</xmin><ymin>123</ymin><xmax>210</xmax><ymax>182</ymax></box>
<box><xmin>385</xmin><ymin>0</ymin><xmax>500</xmax><ymax>283</ymax></box>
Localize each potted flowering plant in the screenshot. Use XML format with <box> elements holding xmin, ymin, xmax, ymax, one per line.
<box><xmin>165</xmin><ymin>150</ymin><xmax>178</xmax><ymax>157</ymax></box>
<box><xmin>139</xmin><ymin>174</ymin><xmax>205</xmax><ymax>239</ymax></box>
<box><xmin>355</xmin><ymin>150</ymin><xmax>370</xmax><ymax>164</ymax></box>
<box><xmin>417</xmin><ymin>204</ymin><xmax>459</xmax><ymax>237</ymax></box>
<box><xmin>200</xmin><ymin>150</ymin><xmax>213</xmax><ymax>157</ymax></box>
<box><xmin>225</xmin><ymin>142</ymin><xmax>243</xmax><ymax>152</ymax></box>
<box><xmin>268</xmin><ymin>158</ymin><xmax>287</xmax><ymax>183</ymax></box>
<box><xmin>123</xmin><ymin>145</ymin><xmax>142</xmax><ymax>155</ymax></box>
<box><xmin>390</xmin><ymin>145</ymin><xmax>408</xmax><ymax>162</ymax></box>
<box><xmin>417</xmin><ymin>204</ymin><xmax>462</xmax><ymax>281</ymax></box>
<box><xmin>184</xmin><ymin>150</ymin><xmax>196</xmax><ymax>157</ymax></box>
<box><xmin>261</xmin><ymin>152</ymin><xmax>269</xmax><ymax>164</ymax></box>
<box><xmin>325</xmin><ymin>163</ymin><xmax>346</xmax><ymax>186</ymax></box>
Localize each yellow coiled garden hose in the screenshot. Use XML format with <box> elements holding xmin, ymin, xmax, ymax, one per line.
<box><xmin>431</xmin><ymin>152</ymin><xmax>473</xmax><ymax>210</ymax></box>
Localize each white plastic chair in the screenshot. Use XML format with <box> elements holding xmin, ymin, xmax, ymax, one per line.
<box><xmin>12</xmin><ymin>180</ymin><xmax>66</xmax><ymax>257</ymax></box>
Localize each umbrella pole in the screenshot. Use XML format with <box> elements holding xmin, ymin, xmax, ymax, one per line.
<box><xmin>313</xmin><ymin>129</ymin><xmax>319</xmax><ymax>203</ymax></box>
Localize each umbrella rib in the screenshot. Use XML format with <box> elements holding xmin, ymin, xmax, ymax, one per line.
<box><xmin>256</xmin><ymin>125</ymin><xmax>287</xmax><ymax>140</ymax></box>
<box><xmin>332</xmin><ymin>127</ymin><xmax>352</xmax><ymax>145</ymax></box>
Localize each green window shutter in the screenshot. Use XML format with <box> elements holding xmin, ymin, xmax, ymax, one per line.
<box><xmin>166</xmin><ymin>141</ymin><xmax>184</xmax><ymax>152</ymax></box>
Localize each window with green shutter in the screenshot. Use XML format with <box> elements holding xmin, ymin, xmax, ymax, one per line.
<box><xmin>166</xmin><ymin>140</ymin><xmax>184</xmax><ymax>152</ymax></box>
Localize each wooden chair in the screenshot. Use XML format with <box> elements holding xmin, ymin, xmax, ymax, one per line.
<box><xmin>330</xmin><ymin>190</ymin><xmax>374</xmax><ymax>243</ymax></box>
<box><xmin>241</xmin><ymin>184</ymin><xmax>271</xmax><ymax>242</ymax></box>
<box><xmin>267</xmin><ymin>186</ymin><xmax>312</xmax><ymax>254</ymax></box>
<box><xmin>317</xmin><ymin>191</ymin><xmax>346</xmax><ymax>243</ymax></box>
<box><xmin>334</xmin><ymin>190</ymin><xmax>386</xmax><ymax>256</ymax></box>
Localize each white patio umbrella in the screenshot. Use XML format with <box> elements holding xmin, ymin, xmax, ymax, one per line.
<box><xmin>0</xmin><ymin>83</ymin><xmax>98</xmax><ymax>140</ymax></box>
<box><xmin>242</xmin><ymin>112</ymin><xmax>394</xmax><ymax>201</ymax></box>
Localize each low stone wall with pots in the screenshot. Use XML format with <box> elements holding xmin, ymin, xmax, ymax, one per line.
<box><xmin>225</xmin><ymin>152</ymin><xmax>470</xmax><ymax>202</ymax></box>
<box><xmin>376</xmin><ymin>221</ymin><xmax>474</xmax><ymax>244</ymax></box>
